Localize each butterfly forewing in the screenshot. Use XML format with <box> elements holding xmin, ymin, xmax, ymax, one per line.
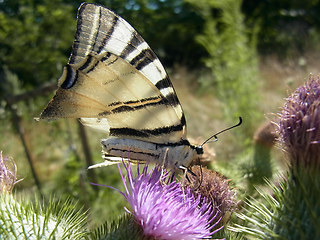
<box><xmin>70</xmin><ymin>3</ymin><xmax>182</xmax><ymax>112</ymax></box>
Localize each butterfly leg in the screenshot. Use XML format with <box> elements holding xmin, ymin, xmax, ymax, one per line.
<box><xmin>160</xmin><ymin>148</ymin><xmax>170</xmax><ymax>185</ymax></box>
<box><xmin>177</xmin><ymin>164</ymin><xmax>200</xmax><ymax>199</ymax></box>
<box><xmin>177</xmin><ymin>164</ymin><xmax>189</xmax><ymax>198</ymax></box>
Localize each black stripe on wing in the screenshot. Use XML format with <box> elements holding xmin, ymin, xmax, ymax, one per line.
<box><xmin>78</xmin><ymin>55</ymin><xmax>101</xmax><ymax>74</ymax></box>
<box><xmin>129</xmin><ymin>49</ymin><xmax>157</xmax><ymax>70</ymax></box>
<box><xmin>120</xmin><ymin>33</ymin><xmax>144</xmax><ymax>59</ymax></box>
<box><xmin>109</xmin><ymin>120</ymin><xmax>185</xmax><ymax>138</ymax></box>
<box><xmin>61</xmin><ymin>65</ymin><xmax>78</xmax><ymax>89</ymax></box>
<box><xmin>110</xmin><ymin>114</ymin><xmax>186</xmax><ymax>137</ymax></box>
<box><xmin>97</xmin><ymin>14</ymin><xmax>118</xmax><ymax>54</ymax></box>
<box><xmin>108</xmin><ymin>96</ymin><xmax>163</xmax><ymax>107</ymax></box>
<box><xmin>155</xmin><ymin>76</ymin><xmax>172</xmax><ymax>90</ymax></box>
<box><xmin>97</xmin><ymin>96</ymin><xmax>179</xmax><ymax>116</ymax></box>
<box><xmin>165</xmin><ymin>93</ymin><xmax>180</xmax><ymax>107</ymax></box>
<box><xmin>154</xmin><ymin>76</ymin><xmax>182</xmax><ymax>111</ymax></box>
<box><xmin>107</xmin><ymin>148</ymin><xmax>160</xmax><ymax>158</ymax></box>
<box><xmin>69</xmin><ymin>5</ymin><xmax>86</xmax><ymax>64</ymax></box>
<box><xmin>70</xmin><ymin>3</ymin><xmax>104</xmax><ymax>64</ymax></box>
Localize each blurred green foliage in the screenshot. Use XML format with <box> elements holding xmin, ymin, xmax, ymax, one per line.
<box><xmin>242</xmin><ymin>0</ymin><xmax>320</xmax><ymax>56</ymax></box>
<box><xmin>187</xmin><ymin>0</ymin><xmax>260</xmax><ymax>140</ymax></box>
<box><xmin>0</xmin><ymin>0</ymin><xmax>76</xmax><ymax>92</ymax></box>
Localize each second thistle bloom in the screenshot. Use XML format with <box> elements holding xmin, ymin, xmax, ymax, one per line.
<box><xmin>185</xmin><ymin>165</ymin><xmax>237</xmax><ymax>227</ymax></box>
<box><xmin>118</xmin><ymin>163</ymin><xmax>222</xmax><ymax>240</ymax></box>
<box><xmin>278</xmin><ymin>74</ymin><xmax>320</xmax><ymax>170</ymax></box>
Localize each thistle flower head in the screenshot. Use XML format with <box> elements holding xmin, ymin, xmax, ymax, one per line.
<box><xmin>185</xmin><ymin>165</ymin><xmax>237</xmax><ymax>226</ymax></box>
<box><xmin>278</xmin><ymin>74</ymin><xmax>320</xmax><ymax>170</ymax></box>
<box><xmin>117</xmin><ymin>163</ymin><xmax>222</xmax><ymax>240</ymax></box>
<box><xmin>0</xmin><ymin>151</ymin><xmax>17</xmax><ymax>193</ymax></box>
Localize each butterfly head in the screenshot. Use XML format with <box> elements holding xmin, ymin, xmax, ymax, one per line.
<box><xmin>195</xmin><ymin>146</ymin><xmax>204</xmax><ymax>155</ymax></box>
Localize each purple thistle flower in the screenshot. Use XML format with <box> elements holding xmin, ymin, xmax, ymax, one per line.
<box><xmin>115</xmin><ymin>163</ymin><xmax>222</xmax><ymax>240</ymax></box>
<box><xmin>0</xmin><ymin>151</ymin><xmax>17</xmax><ymax>193</ymax></box>
<box><xmin>278</xmin><ymin>74</ymin><xmax>320</xmax><ymax>170</ymax></box>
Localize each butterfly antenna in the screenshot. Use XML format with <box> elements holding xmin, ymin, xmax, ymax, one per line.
<box><xmin>201</xmin><ymin>117</ymin><xmax>243</xmax><ymax>147</ymax></box>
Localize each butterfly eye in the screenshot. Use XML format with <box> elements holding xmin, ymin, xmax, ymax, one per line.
<box><xmin>196</xmin><ymin>146</ymin><xmax>204</xmax><ymax>155</ymax></box>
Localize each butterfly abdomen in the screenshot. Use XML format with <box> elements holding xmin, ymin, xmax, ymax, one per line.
<box><xmin>102</xmin><ymin>138</ymin><xmax>200</xmax><ymax>168</ymax></box>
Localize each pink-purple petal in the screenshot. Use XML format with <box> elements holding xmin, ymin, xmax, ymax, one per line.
<box><xmin>117</xmin><ymin>163</ymin><xmax>220</xmax><ymax>239</ymax></box>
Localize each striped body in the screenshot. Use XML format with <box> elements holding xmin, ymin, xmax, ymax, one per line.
<box><xmin>40</xmin><ymin>3</ymin><xmax>203</xmax><ymax>168</ymax></box>
<box><xmin>101</xmin><ymin>138</ymin><xmax>200</xmax><ymax>168</ymax></box>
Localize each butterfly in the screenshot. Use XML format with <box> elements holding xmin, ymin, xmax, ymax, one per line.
<box><xmin>40</xmin><ymin>2</ymin><xmax>205</xmax><ymax>169</ymax></box>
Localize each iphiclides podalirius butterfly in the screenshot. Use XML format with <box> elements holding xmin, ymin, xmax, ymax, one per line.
<box><xmin>40</xmin><ymin>3</ymin><xmax>241</xmax><ymax>169</ymax></box>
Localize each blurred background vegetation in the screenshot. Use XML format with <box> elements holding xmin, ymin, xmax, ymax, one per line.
<box><xmin>1</xmin><ymin>0</ymin><xmax>320</xmax><ymax>234</ymax></box>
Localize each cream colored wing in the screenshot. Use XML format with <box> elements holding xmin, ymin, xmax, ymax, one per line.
<box><xmin>70</xmin><ymin>3</ymin><xmax>184</xmax><ymax>122</ymax></box>
<box><xmin>41</xmin><ymin>52</ymin><xmax>185</xmax><ymax>144</ymax></box>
